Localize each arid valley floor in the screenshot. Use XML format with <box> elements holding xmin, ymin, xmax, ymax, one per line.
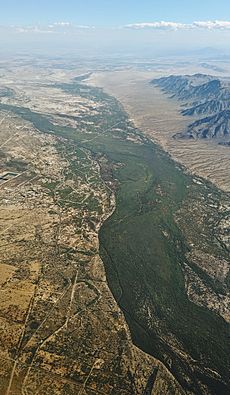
<box><xmin>0</xmin><ymin>56</ymin><xmax>229</xmax><ymax>395</ymax></box>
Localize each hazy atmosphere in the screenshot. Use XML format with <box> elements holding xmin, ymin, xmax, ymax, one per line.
<box><xmin>1</xmin><ymin>0</ymin><xmax>230</xmax><ymax>55</ymax></box>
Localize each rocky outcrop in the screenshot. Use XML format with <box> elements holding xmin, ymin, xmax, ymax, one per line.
<box><xmin>175</xmin><ymin>109</ymin><xmax>230</xmax><ymax>139</ymax></box>
<box><xmin>152</xmin><ymin>74</ymin><xmax>230</xmax><ymax>142</ymax></box>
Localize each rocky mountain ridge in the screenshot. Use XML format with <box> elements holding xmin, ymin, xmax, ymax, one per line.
<box><xmin>152</xmin><ymin>74</ymin><xmax>230</xmax><ymax>142</ymax></box>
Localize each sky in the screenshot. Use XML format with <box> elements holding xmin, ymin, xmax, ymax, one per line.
<box><xmin>1</xmin><ymin>0</ymin><xmax>230</xmax><ymax>56</ymax></box>
<box><xmin>1</xmin><ymin>0</ymin><xmax>230</xmax><ymax>26</ymax></box>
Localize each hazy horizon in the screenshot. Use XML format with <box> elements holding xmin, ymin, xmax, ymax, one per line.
<box><xmin>1</xmin><ymin>1</ymin><xmax>230</xmax><ymax>58</ymax></box>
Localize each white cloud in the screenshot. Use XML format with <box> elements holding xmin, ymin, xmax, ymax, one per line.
<box><xmin>10</xmin><ymin>22</ymin><xmax>94</xmax><ymax>35</ymax></box>
<box><xmin>125</xmin><ymin>20</ymin><xmax>230</xmax><ymax>31</ymax></box>
<box><xmin>193</xmin><ymin>20</ymin><xmax>230</xmax><ymax>30</ymax></box>
<box><xmin>53</xmin><ymin>22</ymin><xmax>71</xmax><ymax>26</ymax></box>
<box><xmin>125</xmin><ymin>21</ymin><xmax>190</xmax><ymax>30</ymax></box>
<box><xmin>3</xmin><ymin>21</ymin><xmax>230</xmax><ymax>36</ymax></box>
<box><xmin>16</xmin><ymin>26</ymin><xmax>55</xmax><ymax>34</ymax></box>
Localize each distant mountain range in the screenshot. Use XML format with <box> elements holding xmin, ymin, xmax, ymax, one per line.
<box><xmin>176</xmin><ymin>109</ymin><xmax>230</xmax><ymax>139</ymax></box>
<box><xmin>152</xmin><ymin>74</ymin><xmax>230</xmax><ymax>143</ymax></box>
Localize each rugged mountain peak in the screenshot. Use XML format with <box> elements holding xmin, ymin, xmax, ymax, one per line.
<box><xmin>152</xmin><ymin>74</ymin><xmax>230</xmax><ymax>142</ymax></box>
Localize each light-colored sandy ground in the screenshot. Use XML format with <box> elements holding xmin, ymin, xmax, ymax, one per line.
<box><xmin>88</xmin><ymin>70</ymin><xmax>230</xmax><ymax>192</ymax></box>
